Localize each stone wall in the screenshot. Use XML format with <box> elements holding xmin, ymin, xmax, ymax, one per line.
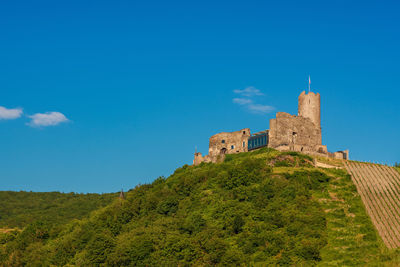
<box><xmin>333</xmin><ymin>150</ymin><xmax>349</xmax><ymax>160</ymax></box>
<box><xmin>209</xmin><ymin>128</ymin><xmax>251</xmax><ymax>157</ymax></box>
<box><xmin>298</xmin><ymin>91</ymin><xmax>321</xmax><ymax>129</ymax></box>
<box><xmin>193</xmin><ymin>128</ymin><xmax>251</xmax><ymax>165</ymax></box>
<box><xmin>193</xmin><ymin>152</ymin><xmax>212</xmax><ymax>165</ymax></box>
<box><xmin>268</xmin><ymin>112</ymin><xmax>323</xmax><ymax>153</ymax></box>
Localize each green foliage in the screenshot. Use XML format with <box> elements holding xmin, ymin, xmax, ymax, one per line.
<box><xmin>1</xmin><ymin>150</ymin><xmax>400</xmax><ymax>266</ymax></box>
<box><xmin>0</xmin><ymin>191</ymin><xmax>117</xmax><ymax>228</ymax></box>
<box><xmin>316</xmin><ymin>169</ymin><xmax>400</xmax><ymax>266</ymax></box>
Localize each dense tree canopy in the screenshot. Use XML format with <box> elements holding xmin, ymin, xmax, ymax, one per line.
<box><xmin>0</xmin><ymin>149</ymin><xmax>399</xmax><ymax>266</ymax></box>
<box><xmin>0</xmin><ymin>191</ymin><xmax>117</xmax><ymax>228</ymax></box>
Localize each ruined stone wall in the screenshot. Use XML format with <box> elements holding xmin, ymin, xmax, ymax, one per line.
<box><xmin>333</xmin><ymin>150</ymin><xmax>349</xmax><ymax>160</ymax></box>
<box><xmin>268</xmin><ymin>112</ymin><xmax>323</xmax><ymax>153</ymax></box>
<box><xmin>193</xmin><ymin>128</ymin><xmax>251</xmax><ymax>165</ymax></box>
<box><xmin>298</xmin><ymin>91</ymin><xmax>321</xmax><ymax>129</ymax></box>
<box><xmin>193</xmin><ymin>152</ymin><xmax>205</xmax><ymax>165</ymax></box>
<box><xmin>193</xmin><ymin>152</ymin><xmax>213</xmax><ymax>165</ymax></box>
<box><xmin>208</xmin><ymin>128</ymin><xmax>251</xmax><ymax>157</ymax></box>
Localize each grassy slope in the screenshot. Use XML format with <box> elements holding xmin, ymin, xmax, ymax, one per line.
<box><xmin>270</xmin><ymin>164</ymin><xmax>400</xmax><ymax>266</ymax></box>
<box><xmin>0</xmin><ymin>191</ymin><xmax>117</xmax><ymax>228</ymax></box>
<box><xmin>1</xmin><ymin>149</ymin><xmax>399</xmax><ymax>266</ymax></box>
<box><xmin>315</xmin><ymin>168</ymin><xmax>400</xmax><ymax>266</ymax></box>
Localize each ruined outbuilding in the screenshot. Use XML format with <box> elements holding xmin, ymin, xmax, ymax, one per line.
<box><xmin>194</xmin><ymin>89</ymin><xmax>348</xmax><ymax>165</ymax></box>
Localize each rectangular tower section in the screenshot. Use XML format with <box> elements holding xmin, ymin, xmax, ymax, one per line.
<box><xmin>298</xmin><ymin>91</ymin><xmax>321</xmax><ymax>129</ymax></box>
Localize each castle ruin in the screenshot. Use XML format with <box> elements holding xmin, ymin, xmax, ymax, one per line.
<box><xmin>193</xmin><ymin>90</ymin><xmax>348</xmax><ymax>165</ymax></box>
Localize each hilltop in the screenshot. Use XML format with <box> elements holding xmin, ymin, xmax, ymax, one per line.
<box><xmin>1</xmin><ymin>148</ymin><xmax>399</xmax><ymax>266</ymax></box>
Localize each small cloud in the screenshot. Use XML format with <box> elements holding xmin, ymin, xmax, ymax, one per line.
<box><xmin>233</xmin><ymin>86</ymin><xmax>264</xmax><ymax>97</ymax></box>
<box><xmin>0</xmin><ymin>106</ymin><xmax>23</xmax><ymax>120</ymax></box>
<box><xmin>28</xmin><ymin>112</ymin><xmax>69</xmax><ymax>127</ymax></box>
<box><xmin>232</xmin><ymin>87</ymin><xmax>274</xmax><ymax>115</ymax></box>
<box><xmin>233</xmin><ymin>98</ymin><xmax>252</xmax><ymax>105</ymax></box>
<box><xmin>247</xmin><ymin>104</ymin><xmax>275</xmax><ymax>114</ymax></box>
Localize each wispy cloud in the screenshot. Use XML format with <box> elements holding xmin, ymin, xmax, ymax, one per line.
<box><xmin>28</xmin><ymin>112</ymin><xmax>69</xmax><ymax>127</ymax></box>
<box><xmin>233</xmin><ymin>86</ymin><xmax>264</xmax><ymax>97</ymax></box>
<box><xmin>232</xmin><ymin>98</ymin><xmax>252</xmax><ymax>105</ymax></box>
<box><xmin>232</xmin><ymin>87</ymin><xmax>274</xmax><ymax>115</ymax></box>
<box><xmin>0</xmin><ymin>106</ymin><xmax>23</xmax><ymax>120</ymax></box>
<box><xmin>247</xmin><ymin>104</ymin><xmax>274</xmax><ymax>114</ymax></box>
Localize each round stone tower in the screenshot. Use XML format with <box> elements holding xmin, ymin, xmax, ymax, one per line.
<box><xmin>298</xmin><ymin>91</ymin><xmax>321</xmax><ymax>129</ymax></box>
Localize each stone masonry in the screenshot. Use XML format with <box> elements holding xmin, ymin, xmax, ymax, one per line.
<box><xmin>194</xmin><ymin>129</ymin><xmax>250</xmax><ymax>164</ymax></box>
<box><xmin>298</xmin><ymin>91</ymin><xmax>321</xmax><ymax>129</ymax></box>
<box><xmin>268</xmin><ymin>112</ymin><xmax>326</xmax><ymax>153</ymax></box>
<box><xmin>268</xmin><ymin>91</ymin><xmax>327</xmax><ymax>154</ymax></box>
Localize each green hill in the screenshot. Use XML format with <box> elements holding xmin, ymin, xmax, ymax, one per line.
<box><xmin>1</xmin><ymin>148</ymin><xmax>399</xmax><ymax>266</ymax></box>
<box><xmin>0</xmin><ymin>191</ymin><xmax>117</xmax><ymax>229</ymax></box>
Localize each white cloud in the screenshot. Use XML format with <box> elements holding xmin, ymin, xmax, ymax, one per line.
<box><xmin>0</xmin><ymin>106</ymin><xmax>23</xmax><ymax>120</ymax></box>
<box><xmin>233</xmin><ymin>86</ymin><xmax>264</xmax><ymax>97</ymax></box>
<box><xmin>232</xmin><ymin>87</ymin><xmax>274</xmax><ymax>114</ymax></box>
<box><xmin>28</xmin><ymin>112</ymin><xmax>69</xmax><ymax>127</ymax></box>
<box><xmin>247</xmin><ymin>104</ymin><xmax>275</xmax><ymax>114</ymax></box>
<box><xmin>232</xmin><ymin>98</ymin><xmax>252</xmax><ymax>105</ymax></box>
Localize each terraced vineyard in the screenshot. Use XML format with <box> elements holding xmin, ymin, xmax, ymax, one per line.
<box><xmin>345</xmin><ymin>161</ymin><xmax>400</xmax><ymax>249</ymax></box>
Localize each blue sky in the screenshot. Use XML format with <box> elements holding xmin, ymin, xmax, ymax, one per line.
<box><xmin>0</xmin><ymin>0</ymin><xmax>399</xmax><ymax>193</ymax></box>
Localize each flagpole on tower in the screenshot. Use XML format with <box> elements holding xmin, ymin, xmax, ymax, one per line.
<box><xmin>308</xmin><ymin>75</ymin><xmax>311</xmax><ymax>92</ymax></box>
